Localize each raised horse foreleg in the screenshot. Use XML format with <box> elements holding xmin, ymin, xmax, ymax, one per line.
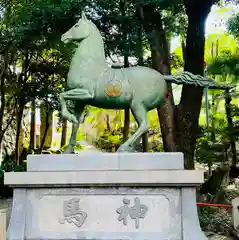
<box><xmin>59</xmin><ymin>89</ymin><xmax>93</xmax><ymax>124</ymax></box>
<box><xmin>117</xmin><ymin>102</ymin><xmax>149</xmax><ymax>152</ymax></box>
<box><xmin>64</xmin><ymin>106</ymin><xmax>85</xmax><ymax>154</ymax></box>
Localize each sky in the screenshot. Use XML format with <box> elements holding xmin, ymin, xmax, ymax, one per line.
<box><xmin>171</xmin><ymin>3</ymin><xmax>239</xmax><ymax>51</ymax></box>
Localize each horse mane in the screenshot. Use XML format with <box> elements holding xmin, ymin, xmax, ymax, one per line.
<box><xmin>86</xmin><ymin>19</ymin><xmax>105</xmax><ymax>60</ymax></box>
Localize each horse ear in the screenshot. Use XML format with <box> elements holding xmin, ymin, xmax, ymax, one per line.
<box><xmin>81</xmin><ymin>11</ymin><xmax>87</xmax><ymax>20</ymax></box>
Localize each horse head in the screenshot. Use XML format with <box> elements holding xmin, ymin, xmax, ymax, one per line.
<box><xmin>61</xmin><ymin>12</ymin><xmax>90</xmax><ymax>43</ymax></box>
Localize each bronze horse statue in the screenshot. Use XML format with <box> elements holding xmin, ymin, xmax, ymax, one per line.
<box><xmin>59</xmin><ymin>12</ymin><xmax>176</xmax><ymax>153</ymax></box>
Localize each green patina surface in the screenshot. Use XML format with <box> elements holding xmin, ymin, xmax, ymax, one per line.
<box><xmin>165</xmin><ymin>72</ymin><xmax>232</xmax><ymax>90</ymax></box>
<box><xmin>59</xmin><ymin>12</ymin><xmax>230</xmax><ymax>153</ymax></box>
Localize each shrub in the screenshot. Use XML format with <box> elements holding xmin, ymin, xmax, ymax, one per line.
<box><xmin>198</xmin><ymin>206</ymin><xmax>232</xmax><ymax>234</ymax></box>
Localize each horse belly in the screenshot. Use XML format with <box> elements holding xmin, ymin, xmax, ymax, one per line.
<box><xmin>92</xmin><ymin>91</ymin><xmax>132</xmax><ymax>109</ymax></box>
<box><xmin>92</xmin><ymin>85</ymin><xmax>131</xmax><ymax>108</ymax></box>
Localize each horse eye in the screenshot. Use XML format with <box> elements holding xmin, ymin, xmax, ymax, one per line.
<box><xmin>75</xmin><ymin>24</ymin><xmax>79</xmax><ymax>28</ymax></box>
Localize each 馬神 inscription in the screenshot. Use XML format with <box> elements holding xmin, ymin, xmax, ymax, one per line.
<box><xmin>59</xmin><ymin>198</ymin><xmax>87</xmax><ymax>228</ymax></box>
<box><xmin>116</xmin><ymin>197</ymin><xmax>148</xmax><ymax>229</ymax></box>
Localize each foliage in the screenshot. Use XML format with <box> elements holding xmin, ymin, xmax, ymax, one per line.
<box><xmin>208</xmin><ymin>55</ymin><xmax>239</xmax><ymax>77</ymax></box>
<box><xmin>1</xmin><ymin>153</ymin><xmax>26</xmax><ymax>172</ymax></box>
<box><xmin>198</xmin><ymin>206</ymin><xmax>232</xmax><ymax>234</ymax></box>
<box><xmin>228</xmin><ymin>13</ymin><xmax>239</xmax><ymax>37</ymax></box>
<box><xmin>94</xmin><ymin>128</ymin><xmax>124</xmax><ymax>152</ymax></box>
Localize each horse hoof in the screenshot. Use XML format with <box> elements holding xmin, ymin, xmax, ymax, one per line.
<box><xmin>63</xmin><ymin>146</ymin><xmax>74</xmax><ymax>154</ymax></box>
<box><xmin>117</xmin><ymin>145</ymin><xmax>136</xmax><ymax>153</ymax></box>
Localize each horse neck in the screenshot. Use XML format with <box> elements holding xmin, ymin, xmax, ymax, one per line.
<box><xmin>73</xmin><ymin>27</ymin><xmax>105</xmax><ymax>64</ymax></box>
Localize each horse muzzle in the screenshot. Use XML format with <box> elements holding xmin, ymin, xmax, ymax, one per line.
<box><xmin>61</xmin><ymin>34</ymin><xmax>70</xmax><ymax>43</ymax></box>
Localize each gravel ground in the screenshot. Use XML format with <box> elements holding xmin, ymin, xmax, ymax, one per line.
<box><xmin>208</xmin><ymin>234</ymin><xmax>232</xmax><ymax>239</ymax></box>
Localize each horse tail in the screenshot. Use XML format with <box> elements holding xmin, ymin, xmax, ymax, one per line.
<box><xmin>163</xmin><ymin>71</ymin><xmax>227</xmax><ymax>89</ymax></box>
<box><xmin>163</xmin><ymin>71</ymin><xmax>200</xmax><ymax>85</ymax></box>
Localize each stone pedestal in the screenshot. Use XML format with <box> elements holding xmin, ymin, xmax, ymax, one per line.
<box><xmin>4</xmin><ymin>153</ymin><xmax>207</xmax><ymax>240</ymax></box>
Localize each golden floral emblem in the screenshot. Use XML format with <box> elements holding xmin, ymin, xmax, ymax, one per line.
<box><xmin>105</xmin><ymin>80</ymin><xmax>123</xmax><ymax>97</ymax></box>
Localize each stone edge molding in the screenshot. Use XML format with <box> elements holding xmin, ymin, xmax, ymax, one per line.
<box><xmin>4</xmin><ymin>170</ymin><xmax>204</xmax><ymax>187</ymax></box>
<box><xmin>27</xmin><ymin>152</ymin><xmax>184</xmax><ymax>171</ymax></box>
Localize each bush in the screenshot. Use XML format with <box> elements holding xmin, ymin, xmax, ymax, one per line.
<box><xmin>1</xmin><ymin>154</ymin><xmax>26</xmax><ymax>172</ymax></box>
<box><xmin>198</xmin><ymin>206</ymin><xmax>232</xmax><ymax>234</ymax></box>
<box><xmin>0</xmin><ymin>153</ymin><xmax>26</xmax><ymax>198</ymax></box>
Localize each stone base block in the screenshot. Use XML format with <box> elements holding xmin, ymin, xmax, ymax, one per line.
<box><xmin>4</xmin><ymin>153</ymin><xmax>207</xmax><ymax>240</ymax></box>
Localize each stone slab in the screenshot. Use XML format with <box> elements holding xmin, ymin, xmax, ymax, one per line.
<box><xmin>4</xmin><ymin>170</ymin><xmax>204</xmax><ymax>187</ymax></box>
<box><xmin>182</xmin><ymin>188</ymin><xmax>207</xmax><ymax>240</ymax></box>
<box><xmin>27</xmin><ymin>152</ymin><xmax>184</xmax><ymax>171</ymax></box>
<box><xmin>9</xmin><ymin>188</ymin><xmax>182</xmax><ymax>240</ymax></box>
<box><xmin>6</xmin><ymin>189</ymin><xmax>26</xmax><ymax>240</ymax></box>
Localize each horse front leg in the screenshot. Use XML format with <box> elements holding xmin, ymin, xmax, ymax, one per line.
<box><xmin>64</xmin><ymin>106</ymin><xmax>85</xmax><ymax>154</ymax></box>
<box><xmin>59</xmin><ymin>88</ymin><xmax>93</xmax><ymax>124</ymax></box>
<box><xmin>117</xmin><ymin>102</ymin><xmax>149</xmax><ymax>152</ymax></box>
<box><xmin>59</xmin><ymin>92</ymin><xmax>78</xmax><ymax>124</ymax></box>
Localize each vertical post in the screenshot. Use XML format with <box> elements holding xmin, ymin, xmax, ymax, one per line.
<box><xmin>205</xmin><ymin>88</ymin><xmax>209</xmax><ymax>129</ymax></box>
<box><xmin>0</xmin><ymin>210</ymin><xmax>6</xmax><ymax>240</ymax></box>
<box><xmin>204</xmin><ymin>63</ymin><xmax>209</xmax><ymax>130</ymax></box>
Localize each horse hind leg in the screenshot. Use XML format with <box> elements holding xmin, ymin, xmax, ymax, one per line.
<box><xmin>63</xmin><ymin>106</ymin><xmax>85</xmax><ymax>154</ymax></box>
<box><xmin>117</xmin><ymin>102</ymin><xmax>149</xmax><ymax>152</ymax></box>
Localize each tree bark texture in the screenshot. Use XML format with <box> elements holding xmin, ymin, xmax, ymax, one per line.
<box><xmin>0</xmin><ymin>51</ymin><xmax>9</xmax><ymax>146</ymax></box>
<box><xmin>40</xmin><ymin>102</ymin><xmax>53</xmax><ymax>149</ymax></box>
<box><xmin>136</xmin><ymin>5</ymin><xmax>149</xmax><ymax>151</ymax></box>
<box><xmin>176</xmin><ymin>1</ymin><xmax>213</xmax><ymax>169</ymax></box>
<box><xmin>225</xmin><ymin>90</ymin><xmax>237</xmax><ymax>167</ymax></box>
<box><xmin>140</xmin><ymin>5</ymin><xmax>176</xmax><ymax>152</ymax></box>
<box><xmin>29</xmin><ymin>99</ymin><xmax>36</xmax><ymax>151</ymax></box>
<box><xmin>40</xmin><ymin>112</ymin><xmax>50</xmax><ymax>152</ymax></box>
<box><xmin>15</xmin><ymin>99</ymin><xmax>25</xmax><ymax>165</ymax></box>
<box><xmin>120</xmin><ymin>0</ymin><xmax>131</xmax><ymax>144</ymax></box>
<box><xmin>61</xmin><ymin>120</ymin><xmax>67</xmax><ymax>147</ymax></box>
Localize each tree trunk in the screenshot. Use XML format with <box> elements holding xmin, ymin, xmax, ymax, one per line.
<box><xmin>225</xmin><ymin>90</ymin><xmax>237</xmax><ymax>167</ymax></box>
<box><xmin>0</xmin><ymin>51</ymin><xmax>9</xmax><ymax>147</ymax></box>
<box><xmin>120</xmin><ymin>0</ymin><xmax>131</xmax><ymax>143</ymax></box>
<box><xmin>15</xmin><ymin>100</ymin><xmax>25</xmax><ymax>165</ymax></box>
<box><xmin>40</xmin><ymin>102</ymin><xmax>53</xmax><ymax>149</ymax></box>
<box><xmin>40</xmin><ymin>108</ymin><xmax>50</xmax><ymax>152</ymax></box>
<box><xmin>106</xmin><ymin>114</ymin><xmax>111</xmax><ymax>132</ymax></box>
<box><xmin>61</xmin><ymin>120</ymin><xmax>67</xmax><ymax>147</ymax></box>
<box><xmin>140</xmin><ymin>5</ymin><xmax>176</xmax><ymax>152</ymax></box>
<box><xmin>18</xmin><ymin>122</ymin><xmax>24</xmax><ymax>159</ymax></box>
<box><xmin>176</xmin><ymin>1</ymin><xmax>213</xmax><ymax>169</ymax></box>
<box><xmin>29</xmin><ymin>99</ymin><xmax>36</xmax><ymax>151</ymax></box>
<box><xmin>136</xmin><ymin>6</ymin><xmax>149</xmax><ymax>151</ymax></box>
